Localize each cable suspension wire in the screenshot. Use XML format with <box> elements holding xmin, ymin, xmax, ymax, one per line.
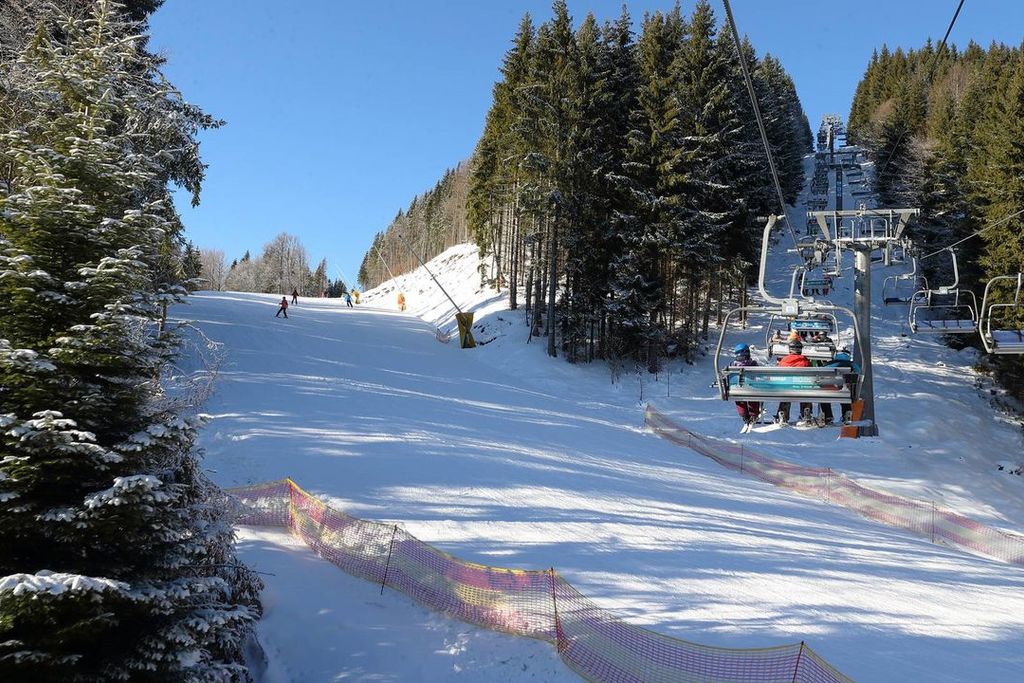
<box><xmin>373</xmin><ymin>241</ymin><xmax>397</xmax><ymax>281</ymax></box>
<box><xmin>876</xmin><ymin>0</ymin><xmax>966</xmax><ymax>177</ymax></box>
<box><xmin>919</xmin><ymin>208</ymin><xmax>1024</xmax><ymax>260</ymax></box>
<box><xmin>395</xmin><ymin>231</ymin><xmax>463</xmax><ymax>314</ymax></box>
<box><xmin>720</xmin><ymin>0</ymin><xmax>800</xmax><ymax>252</ymax></box>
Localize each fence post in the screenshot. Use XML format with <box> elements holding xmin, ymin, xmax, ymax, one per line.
<box><xmin>931</xmin><ymin>502</ymin><xmax>936</xmax><ymax>544</ymax></box>
<box><xmin>380</xmin><ymin>524</ymin><xmax>398</xmax><ymax>595</ymax></box>
<box><xmin>791</xmin><ymin>640</ymin><xmax>805</xmax><ymax>683</ymax></box>
<box><xmin>549</xmin><ymin>568</ymin><xmax>566</xmax><ymax>653</ymax></box>
<box><xmin>286</xmin><ymin>478</ymin><xmax>298</xmax><ymax>535</ymax></box>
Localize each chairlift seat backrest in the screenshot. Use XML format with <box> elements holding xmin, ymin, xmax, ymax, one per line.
<box><xmin>910</xmin><ymin>300</ymin><xmax>979</xmax><ymax>334</ymax></box>
<box><xmin>790</xmin><ymin>320</ymin><xmax>832</xmax><ymax>333</ymax></box>
<box><xmin>768</xmin><ymin>342</ymin><xmax>835</xmax><ymax>361</ymax></box>
<box><xmin>721</xmin><ymin>366</ymin><xmax>853</xmax><ymax>402</ymax></box>
<box><xmin>988</xmin><ymin>330</ymin><xmax>1024</xmax><ymax>353</ymax></box>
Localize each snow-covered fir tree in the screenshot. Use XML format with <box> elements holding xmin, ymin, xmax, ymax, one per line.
<box><xmin>0</xmin><ymin>2</ymin><xmax>260</xmax><ymax>680</ymax></box>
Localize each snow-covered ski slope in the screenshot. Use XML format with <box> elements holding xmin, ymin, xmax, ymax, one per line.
<box><xmin>181</xmin><ymin>160</ymin><xmax>1024</xmax><ymax>682</ymax></box>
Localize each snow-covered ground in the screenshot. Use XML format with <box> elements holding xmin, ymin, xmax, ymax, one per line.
<box><xmin>177</xmin><ymin>157</ymin><xmax>1024</xmax><ymax>682</ymax></box>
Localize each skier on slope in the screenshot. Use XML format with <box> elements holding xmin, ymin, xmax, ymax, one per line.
<box><xmin>775</xmin><ymin>338</ymin><xmax>813</xmax><ymax>425</ymax></box>
<box><xmin>730</xmin><ymin>344</ymin><xmax>761</xmax><ymax>429</ymax></box>
<box><xmin>291</xmin><ymin>288</ymin><xmax>299</xmax><ymax>305</ymax></box>
<box><xmin>275</xmin><ymin>296</ymin><xmax>289</xmax><ymax>318</ymax></box>
<box><xmin>397</xmin><ymin>292</ymin><xmax>406</xmax><ymax>312</ymax></box>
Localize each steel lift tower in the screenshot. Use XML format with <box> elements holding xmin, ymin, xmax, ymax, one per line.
<box><xmin>807</xmin><ymin>207</ymin><xmax>920</xmax><ymax>436</ymax></box>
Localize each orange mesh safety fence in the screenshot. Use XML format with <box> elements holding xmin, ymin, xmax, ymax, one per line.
<box><xmin>645</xmin><ymin>404</ymin><xmax>1024</xmax><ymax>567</ymax></box>
<box><xmin>228</xmin><ymin>478</ymin><xmax>852</xmax><ymax>682</ymax></box>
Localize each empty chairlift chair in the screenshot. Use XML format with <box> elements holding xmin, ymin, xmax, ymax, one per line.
<box><xmin>980</xmin><ymin>273</ymin><xmax>1024</xmax><ymax>354</ymax></box>
<box><xmin>909</xmin><ymin>249</ymin><xmax>979</xmax><ymax>334</ymax></box>
<box><xmin>882</xmin><ymin>256</ymin><xmax>928</xmax><ymax>305</ymax></box>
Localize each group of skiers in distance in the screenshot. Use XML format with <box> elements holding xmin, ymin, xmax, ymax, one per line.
<box><xmin>274</xmin><ymin>288</ymin><xmax>358</xmax><ymax>317</ymax></box>
<box><xmin>731</xmin><ymin>331</ymin><xmax>860</xmax><ymax>430</ymax></box>
<box><xmin>271</xmin><ymin>288</ymin><xmax>415</xmax><ymax>318</ymax></box>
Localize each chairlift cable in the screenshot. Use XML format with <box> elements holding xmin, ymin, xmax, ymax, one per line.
<box><xmin>918</xmin><ymin>208</ymin><xmax>1024</xmax><ymax>260</ymax></box>
<box><xmin>876</xmin><ymin>0</ymin><xmax>966</xmax><ymax>178</ymax></box>
<box><xmin>394</xmin><ymin>231</ymin><xmax>464</xmax><ymax>315</ymax></box>
<box><xmin>720</xmin><ymin>0</ymin><xmax>800</xmax><ymax>253</ymax></box>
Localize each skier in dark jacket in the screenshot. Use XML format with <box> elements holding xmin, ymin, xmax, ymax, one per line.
<box><xmin>275</xmin><ymin>296</ymin><xmax>289</xmax><ymax>318</ymax></box>
<box><xmin>730</xmin><ymin>343</ymin><xmax>761</xmax><ymax>427</ymax></box>
<box><xmin>291</xmin><ymin>288</ymin><xmax>299</xmax><ymax>305</ymax></box>
<box><xmin>776</xmin><ymin>339</ymin><xmax>813</xmax><ymax>424</ymax></box>
<box><xmin>826</xmin><ymin>350</ymin><xmax>861</xmax><ymax>422</ymax></box>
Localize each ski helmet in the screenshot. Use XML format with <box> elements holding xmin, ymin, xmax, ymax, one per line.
<box><xmin>732</xmin><ymin>343</ymin><xmax>750</xmax><ymax>355</ymax></box>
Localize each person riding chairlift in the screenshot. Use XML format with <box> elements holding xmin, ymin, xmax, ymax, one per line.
<box><xmin>827</xmin><ymin>349</ymin><xmax>861</xmax><ymax>423</ymax></box>
<box><xmin>730</xmin><ymin>344</ymin><xmax>760</xmax><ymax>428</ymax></box>
<box><xmin>775</xmin><ymin>338</ymin><xmax>813</xmax><ymax>425</ymax></box>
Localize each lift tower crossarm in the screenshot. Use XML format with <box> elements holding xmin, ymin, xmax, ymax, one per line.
<box><xmin>809</xmin><ymin>208</ymin><xmax>920</xmax><ymax>246</ymax></box>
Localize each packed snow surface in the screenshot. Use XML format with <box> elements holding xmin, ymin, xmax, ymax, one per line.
<box><xmin>179</xmin><ymin>158</ymin><xmax>1024</xmax><ymax>682</ymax></box>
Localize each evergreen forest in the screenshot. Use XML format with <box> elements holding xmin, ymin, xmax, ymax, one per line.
<box><xmin>847</xmin><ymin>39</ymin><xmax>1024</xmax><ymax>395</ymax></box>
<box><xmin>359</xmin><ymin>0</ymin><xmax>812</xmax><ymax>369</ymax></box>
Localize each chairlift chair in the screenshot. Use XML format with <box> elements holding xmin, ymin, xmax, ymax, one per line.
<box><xmin>980</xmin><ymin>273</ymin><xmax>1024</xmax><ymax>354</ymax></box>
<box><xmin>890</xmin><ymin>242</ymin><xmax>907</xmax><ymax>264</ymax></box>
<box><xmin>882</xmin><ymin>256</ymin><xmax>928</xmax><ymax>305</ymax></box>
<box><xmin>908</xmin><ymin>249</ymin><xmax>979</xmax><ymax>334</ymax></box>
<box><xmin>800</xmin><ymin>269</ymin><xmax>833</xmax><ymax>299</ymax></box>
<box><xmin>715</xmin><ymin>215</ymin><xmax>865</xmax><ymax>410</ymax></box>
<box><xmin>719</xmin><ymin>308</ymin><xmax>859</xmax><ymax>404</ymax></box>
<box><xmin>765</xmin><ymin>314</ymin><xmax>840</xmax><ymax>362</ymax></box>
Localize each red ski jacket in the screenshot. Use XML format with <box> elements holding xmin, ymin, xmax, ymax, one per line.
<box><xmin>778</xmin><ymin>353</ymin><xmax>810</xmax><ymax>368</ymax></box>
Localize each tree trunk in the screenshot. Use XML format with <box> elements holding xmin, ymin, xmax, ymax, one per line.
<box><xmin>546</xmin><ymin>209</ymin><xmax>558</xmax><ymax>358</ymax></box>
<box><xmin>509</xmin><ymin>189</ymin><xmax>519</xmax><ymax>310</ymax></box>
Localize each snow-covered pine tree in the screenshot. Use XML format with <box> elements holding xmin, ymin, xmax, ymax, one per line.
<box><xmin>0</xmin><ymin>2</ymin><xmax>259</xmax><ymax>680</ymax></box>
<box><xmin>312</xmin><ymin>258</ymin><xmax>329</xmax><ymax>297</ymax></box>
<box><xmin>182</xmin><ymin>242</ymin><xmax>204</xmax><ymax>291</ymax></box>
<box><xmin>560</xmin><ymin>12</ymin><xmax>613</xmax><ymax>363</ymax></box>
<box><xmin>606</xmin><ymin>8</ymin><xmax>684</xmax><ymax>371</ymax></box>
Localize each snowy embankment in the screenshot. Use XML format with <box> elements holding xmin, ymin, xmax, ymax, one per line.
<box><xmin>360</xmin><ymin>242</ymin><xmax>512</xmax><ymax>342</ymax></box>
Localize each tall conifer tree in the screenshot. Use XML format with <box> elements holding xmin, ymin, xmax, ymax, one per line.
<box><xmin>0</xmin><ymin>3</ymin><xmax>259</xmax><ymax>679</ymax></box>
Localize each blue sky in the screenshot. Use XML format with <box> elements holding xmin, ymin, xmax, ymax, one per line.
<box><xmin>149</xmin><ymin>1</ymin><xmax>1024</xmax><ymax>289</ymax></box>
